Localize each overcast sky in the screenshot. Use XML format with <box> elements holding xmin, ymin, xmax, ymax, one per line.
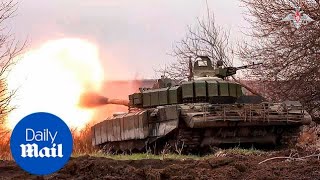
<box><xmin>9</xmin><ymin>0</ymin><xmax>248</xmax><ymax>80</ymax></box>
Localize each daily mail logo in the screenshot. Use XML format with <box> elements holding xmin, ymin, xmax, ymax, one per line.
<box><xmin>10</xmin><ymin>112</ymin><xmax>73</xmax><ymax>176</ymax></box>
<box><xmin>20</xmin><ymin>129</ymin><xmax>63</xmax><ymax>158</ymax></box>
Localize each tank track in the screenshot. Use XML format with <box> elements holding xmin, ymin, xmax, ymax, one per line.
<box><xmin>167</xmin><ymin>126</ymin><xmax>300</xmax><ymax>153</ymax></box>
<box><xmin>99</xmin><ymin>129</ymin><xmax>203</xmax><ymax>154</ymax></box>
<box><xmin>170</xmin><ymin>128</ymin><xmax>202</xmax><ymax>154</ymax></box>
<box><xmin>99</xmin><ymin>126</ymin><xmax>302</xmax><ymax>154</ymax></box>
<box><xmin>278</xmin><ymin>126</ymin><xmax>301</xmax><ymax>148</ymax></box>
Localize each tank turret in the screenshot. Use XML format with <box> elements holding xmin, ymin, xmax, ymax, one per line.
<box><xmin>128</xmin><ymin>56</ymin><xmax>263</xmax><ymax>108</ymax></box>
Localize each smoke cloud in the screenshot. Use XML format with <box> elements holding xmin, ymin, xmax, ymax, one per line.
<box><xmin>79</xmin><ymin>92</ymin><xmax>109</xmax><ymax>108</ymax></box>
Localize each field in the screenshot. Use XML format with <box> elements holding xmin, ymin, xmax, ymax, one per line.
<box><xmin>1</xmin><ymin>148</ymin><xmax>319</xmax><ymax>179</ymax></box>
<box><xmin>0</xmin><ymin>121</ymin><xmax>319</xmax><ymax>179</ymax></box>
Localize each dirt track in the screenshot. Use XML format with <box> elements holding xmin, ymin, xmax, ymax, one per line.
<box><xmin>1</xmin><ymin>151</ymin><xmax>319</xmax><ymax>180</ymax></box>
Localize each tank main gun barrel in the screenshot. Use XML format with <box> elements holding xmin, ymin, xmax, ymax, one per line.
<box><xmin>107</xmin><ymin>99</ymin><xmax>129</xmax><ymax>106</ymax></box>
<box><xmin>79</xmin><ymin>92</ymin><xmax>129</xmax><ymax>108</ymax></box>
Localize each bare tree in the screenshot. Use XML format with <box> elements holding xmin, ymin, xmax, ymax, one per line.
<box><xmin>157</xmin><ymin>6</ymin><xmax>264</xmax><ymax>96</ymax></box>
<box><xmin>0</xmin><ymin>0</ymin><xmax>25</xmax><ymax>131</ymax></box>
<box><xmin>159</xmin><ymin>9</ymin><xmax>234</xmax><ymax>81</ymax></box>
<box><xmin>239</xmin><ymin>0</ymin><xmax>320</xmax><ymax>120</ymax></box>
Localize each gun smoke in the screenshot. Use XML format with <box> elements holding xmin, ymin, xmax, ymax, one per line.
<box><xmin>79</xmin><ymin>92</ymin><xmax>129</xmax><ymax>108</ymax></box>
<box><xmin>78</xmin><ymin>92</ymin><xmax>109</xmax><ymax>108</ymax></box>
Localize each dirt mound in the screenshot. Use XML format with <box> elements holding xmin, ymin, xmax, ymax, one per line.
<box><xmin>1</xmin><ymin>152</ymin><xmax>319</xmax><ymax>180</ymax></box>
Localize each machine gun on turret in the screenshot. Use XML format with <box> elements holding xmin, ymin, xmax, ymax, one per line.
<box><xmin>215</xmin><ymin>62</ymin><xmax>263</xmax><ymax>79</ymax></box>
<box><xmin>189</xmin><ymin>56</ymin><xmax>262</xmax><ymax>80</ymax></box>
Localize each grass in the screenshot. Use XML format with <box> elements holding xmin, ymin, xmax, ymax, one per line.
<box><xmin>71</xmin><ymin>147</ymin><xmax>266</xmax><ymax>161</ymax></box>
<box><xmin>73</xmin><ymin>152</ymin><xmax>202</xmax><ymax>160</ymax></box>
<box><xmin>0</xmin><ymin>132</ymin><xmax>11</xmax><ymax>160</ymax></box>
<box><xmin>71</xmin><ymin>124</ymin><xmax>97</xmax><ymax>155</ymax></box>
<box><xmin>224</xmin><ymin>147</ymin><xmax>266</xmax><ymax>155</ymax></box>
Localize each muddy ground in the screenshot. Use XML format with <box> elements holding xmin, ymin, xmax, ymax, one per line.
<box><xmin>0</xmin><ymin>150</ymin><xmax>319</xmax><ymax>180</ymax></box>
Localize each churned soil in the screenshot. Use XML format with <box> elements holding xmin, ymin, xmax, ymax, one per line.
<box><xmin>0</xmin><ymin>151</ymin><xmax>319</xmax><ymax>180</ymax></box>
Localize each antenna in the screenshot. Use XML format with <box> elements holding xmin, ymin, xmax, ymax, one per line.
<box><xmin>205</xmin><ymin>0</ymin><xmax>210</xmax><ymax>21</ymax></box>
<box><xmin>188</xmin><ymin>56</ymin><xmax>193</xmax><ymax>81</ymax></box>
<box><xmin>163</xmin><ymin>64</ymin><xmax>167</xmax><ymax>77</ymax></box>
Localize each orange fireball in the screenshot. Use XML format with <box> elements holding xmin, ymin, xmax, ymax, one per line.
<box><xmin>6</xmin><ymin>38</ymin><xmax>104</xmax><ymax>130</ymax></box>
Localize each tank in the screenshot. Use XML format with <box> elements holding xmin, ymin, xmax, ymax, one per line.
<box><xmin>91</xmin><ymin>56</ymin><xmax>312</xmax><ymax>153</ymax></box>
